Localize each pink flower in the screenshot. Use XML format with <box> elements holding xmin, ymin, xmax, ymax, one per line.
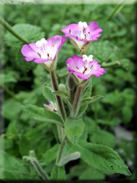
<box><xmin>61</xmin><ymin>21</ymin><xmax>103</xmax><ymax>50</ymax></box>
<box><xmin>66</xmin><ymin>55</ymin><xmax>106</xmax><ymax>81</ymax></box>
<box><xmin>21</xmin><ymin>35</ymin><xmax>66</xmax><ymax>68</ymax></box>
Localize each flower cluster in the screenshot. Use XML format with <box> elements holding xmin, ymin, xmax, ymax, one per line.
<box><xmin>21</xmin><ymin>21</ymin><xmax>105</xmax><ymax>81</ymax></box>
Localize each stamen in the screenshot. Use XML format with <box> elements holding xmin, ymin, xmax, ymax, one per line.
<box><xmin>83</xmin><ymin>28</ymin><xmax>85</xmax><ymax>34</ymax></box>
<box><xmin>88</xmin><ymin>31</ymin><xmax>90</xmax><ymax>34</ymax></box>
<box><xmin>69</xmin><ymin>29</ymin><xmax>71</xmax><ymax>34</ymax></box>
<box><xmin>37</xmin><ymin>52</ymin><xmax>41</xmax><ymax>58</ymax></box>
<box><xmin>53</xmin><ymin>109</ymin><xmax>57</xmax><ymax>112</ymax></box>
<box><xmin>90</xmin><ymin>65</ymin><xmax>93</xmax><ymax>69</ymax></box>
<box><xmin>47</xmin><ymin>53</ymin><xmax>49</xmax><ymax>58</ymax></box>
<box><xmin>83</xmin><ymin>66</ymin><xmax>87</xmax><ymax>74</ymax></box>
<box><xmin>52</xmin><ymin>44</ymin><xmax>54</xmax><ymax>47</ymax></box>
<box><xmin>84</xmin><ymin>34</ymin><xmax>87</xmax><ymax>39</ymax></box>
<box><xmin>76</xmin><ymin>66</ymin><xmax>79</xmax><ymax>70</ymax></box>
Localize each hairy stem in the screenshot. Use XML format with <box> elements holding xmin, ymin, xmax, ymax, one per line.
<box><xmin>0</xmin><ymin>16</ymin><xmax>29</xmax><ymax>44</ymax></box>
<box><xmin>71</xmin><ymin>86</ymin><xmax>83</xmax><ymax>117</ymax></box>
<box><xmin>56</xmin><ymin>135</ymin><xmax>67</xmax><ymax>165</ymax></box>
<box><xmin>50</xmin><ymin>71</ymin><xmax>66</xmax><ymax>122</ymax></box>
<box><xmin>30</xmin><ymin>158</ymin><xmax>49</xmax><ymax>181</ymax></box>
<box><xmin>94</xmin><ymin>85</ymin><xmax>98</xmax><ymax>132</ymax></box>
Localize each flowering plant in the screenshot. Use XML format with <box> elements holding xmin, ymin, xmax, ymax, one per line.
<box><xmin>18</xmin><ymin>20</ymin><xmax>131</xmax><ymax>180</ymax></box>
<box><xmin>1</xmin><ymin>5</ymin><xmax>135</xmax><ymax>180</ymax></box>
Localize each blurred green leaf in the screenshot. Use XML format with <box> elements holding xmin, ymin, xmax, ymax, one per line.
<box><xmin>0</xmin><ymin>74</ymin><xmax>17</xmax><ymax>85</ymax></box>
<box><xmin>19</xmin><ymin>134</ymin><xmax>32</xmax><ymax>157</ymax></box>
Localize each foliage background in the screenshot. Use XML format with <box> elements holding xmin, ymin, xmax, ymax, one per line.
<box><xmin>0</xmin><ymin>2</ymin><xmax>137</xmax><ymax>181</ymax></box>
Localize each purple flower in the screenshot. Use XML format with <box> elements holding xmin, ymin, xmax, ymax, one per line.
<box><xmin>61</xmin><ymin>21</ymin><xmax>103</xmax><ymax>51</ymax></box>
<box><xmin>21</xmin><ymin>35</ymin><xmax>66</xmax><ymax>68</ymax></box>
<box><xmin>66</xmin><ymin>55</ymin><xmax>106</xmax><ymax>82</ymax></box>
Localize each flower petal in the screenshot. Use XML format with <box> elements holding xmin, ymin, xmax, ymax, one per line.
<box><xmin>21</xmin><ymin>44</ymin><xmax>39</xmax><ymax>59</ymax></box>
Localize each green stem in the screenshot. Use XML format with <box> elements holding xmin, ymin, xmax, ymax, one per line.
<box><xmin>101</xmin><ymin>61</ymin><xmax>120</xmax><ymax>68</ymax></box>
<box><xmin>30</xmin><ymin>158</ymin><xmax>49</xmax><ymax>181</ymax></box>
<box><xmin>50</xmin><ymin>70</ymin><xmax>67</xmax><ymax>122</ymax></box>
<box><xmin>56</xmin><ymin>135</ymin><xmax>67</xmax><ymax>165</ymax></box>
<box><xmin>71</xmin><ymin>86</ymin><xmax>83</xmax><ymax>118</ymax></box>
<box><xmin>107</xmin><ymin>1</ymin><xmax>125</xmax><ymax>21</ymax></box>
<box><xmin>94</xmin><ymin>85</ymin><xmax>98</xmax><ymax>132</ymax></box>
<box><xmin>0</xmin><ymin>16</ymin><xmax>29</xmax><ymax>44</ymax></box>
<box><xmin>2</xmin><ymin>84</ymin><xmax>24</xmax><ymax>105</ymax></box>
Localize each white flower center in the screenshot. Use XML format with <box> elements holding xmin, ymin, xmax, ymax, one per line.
<box><xmin>78</xmin><ymin>21</ymin><xmax>88</xmax><ymax>40</ymax></box>
<box><xmin>83</xmin><ymin>55</ymin><xmax>93</xmax><ymax>62</ymax></box>
<box><xmin>82</xmin><ymin>55</ymin><xmax>94</xmax><ymax>74</ymax></box>
<box><xmin>36</xmin><ymin>38</ymin><xmax>55</xmax><ymax>61</ymax></box>
<box><xmin>36</xmin><ymin>38</ymin><xmax>47</xmax><ymax>47</ymax></box>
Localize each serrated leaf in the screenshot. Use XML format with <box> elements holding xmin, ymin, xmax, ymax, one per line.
<box><xmin>90</xmin><ymin>129</ymin><xmax>115</xmax><ymax>148</ymax></box>
<box><xmin>41</xmin><ymin>144</ymin><xmax>59</xmax><ymax>164</ymax></box>
<box><xmin>22</xmin><ymin>104</ymin><xmax>64</xmax><ymax>127</ymax></box>
<box><xmin>50</xmin><ymin>165</ymin><xmax>66</xmax><ymax>180</ymax></box>
<box><xmin>87</xmin><ymin>41</ymin><xmax>117</xmax><ymax>64</ymax></box>
<box><xmin>81</xmin><ymin>95</ymin><xmax>104</xmax><ymax>105</ymax></box>
<box><xmin>65</xmin><ymin>118</ymin><xmax>85</xmax><ymax>144</ymax></box>
<box><xmin>67</xmin><ymin>140</ymin><xmax>131</xmax><ymax>176</ymax></box>
<box><xmin>19</xmin><ymin>134</ymin><xmax>32</xmax><ymax>157</ymax></box>
<box><xmin>5</xmin><ymin>23</ymin><xmax>45</xmax><ymax>47</ymax></box>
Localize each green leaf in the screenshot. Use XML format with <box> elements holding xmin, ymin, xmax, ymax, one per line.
<box><xmin>22</xmin><ymin>104</ymin><xmax>64</xmax><ymax>127</ymax></box>
<box><xmin>50</xmin><ymin>165</ymin><xmax>66</xmax><ymax>180</ymax></box>
<box><xmin>122</xmin><ymin>106</ymin><xmax>133</xmax><ymax>123</ymax></box>
<box><xmin>67</xmin><ymin>140</ymin><xmax>131</xmax><ymax>176</ymax></box>
<box><xmin>5</xmin><ymin>23</ymin><xmax>45</xmax><ymax>47</ymax></box>
<box><xmin>90</xmin><ymin>129</ymin><xmax>116</xmax><ymax>148</ymax></box>
<box><xmin>81</xmin><ymin>95</ymin><xmax>104</xmax><ymax>105</ymax></box>
<box><xmin>65</xmin><ymin>118</ymin><xmax>85</xmax><ymax>143</ymax></box>
<box><xmin>97</xmin><ymin>117</ymin><xmax>121</xmax><ymax>126</ymax></box>
<box><xmin>19</xmin><ymin>134</ymin><xmax>32</xmax><ymax>157</ymax></box>
<box><xmin>40</xmin><ymin>144</ymin><xmax>59</xmax><ymax>164</ymax></box>
<box><xmin>0</xmin><ymin>150</ymin><xmax>30</xmax><ymax>179</ymax></box>
<box><xmin>118</xmin><ymin>59</ymin><xmax>129</xmax><ymax>70</ymax></box>
<box><xmin>79</xmin><ymin>166</ymin><xmax>105</xmax><ymax>180</ymax></box>
<box><xmin>87</xmin><ymin>41</ymin><xmax>117</xmax><ymax>64</ymax></box>
<box><xmin>84</xmin><ymin>117</ymin><xmax>100</xmax><ymax>134</ymax></box>
<box><xmin>52</xmin><ymin>91</ymin><xmax>69</xmax><ymax>99</ymax></box>
<box><xmin>1</xmin><ymin>99</ymin><xmax>21</xmax><ymax>120</ymax></box>
<box><xmin>0</xmin><ymin>74</ymin><xmax>17</xmax><ymax>86</ymax></box>
<box><xmin>43</xmin><ymin>85</ymin><xmax>56</xmax><ymax>103</ymax></box>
